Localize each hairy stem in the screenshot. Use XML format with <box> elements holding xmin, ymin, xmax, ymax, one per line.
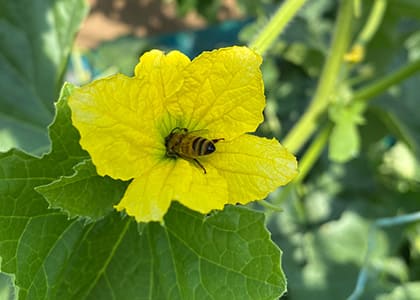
<box><xmin>249</xmin><ymin>0</ymin><xmax>308</xmax><ymax>56</ymax></box>
<box><xmin>356</xmin><ymin>0</ymin><xmax>387</xmax><ymax>45</ymax></box>
<box><xmin>294</xmin><ymin>124</ymin><xmax>332</xmax><ymax>183</ymax></box>
<box><xmin>353</xmin><ymin>58</ymin><xmax>420</xmax><ymax>102</ymax></box>
<box><xmin>282</xmin><ymin>0</ymin><xmax>354</xmax><ymax>153</ymax></box>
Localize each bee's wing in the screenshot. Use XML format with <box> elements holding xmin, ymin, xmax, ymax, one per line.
<box><xmin>188</xmin><ymin>128</ymin><xmax>210</xmax><ymax>137</ymax></box>
<box><xmin>189</xmin><ymin>129</ymin><xmax>224</xmax><ymax>141</ymax></box>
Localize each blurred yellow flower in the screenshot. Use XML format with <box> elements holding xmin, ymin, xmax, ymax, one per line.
<box><xmin>344</xmin><ymin>44</ymin><xmax>365</xmax><ymax>63</ymax></box>
<box><xmin>68</xmin><ymin>46</ymin><xmax>298</xmax><ymax>222</ymax></box>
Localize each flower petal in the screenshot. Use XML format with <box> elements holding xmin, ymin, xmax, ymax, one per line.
<box><xmin>134</xmin><ymin>49</ymin><xmax>190</xmax><ymax>101</ymax></box>
<box><xmin>208</xmin><ymin>134</ymin><xmax>298</xmax><ymax>204</ymax></box>
<box><xmin>133</xmin><ymin>49</ymin><xmax>195</xmax><ymax>135</ymax></box>
<box><xmin>68</xmin><ymin>74</ymin><xmax>164</xmax><ymax>180</ymax></box>
<box><xmin>168</xmin><ymin>46</ymin><xmax>265</xmax><ymax>140</ymax></box>
<box><xmin>114</xmin><ymin>159</ymin><xmax>228</xmax><ymax>222</ymax></box>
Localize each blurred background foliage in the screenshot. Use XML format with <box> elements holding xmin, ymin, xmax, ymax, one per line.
<box><xmin>1</xmin><ymin>0</ymin><xmax>420</xmax><ymax>299</ymax></box>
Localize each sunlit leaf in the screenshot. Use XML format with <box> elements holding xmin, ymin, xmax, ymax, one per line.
<box><xmin>0</xmin><ymin>0</ymin><xmax>88</xmax><ymax>154</ymax></box>
<box><xmin>329</xmin><ymin>101</ymin><xmax>365</xmax><ymax>163</ymax></box>
<box><xmin>36</xmin><ymin>160</ymin><xmax>129</xmax><ymax>221</ymax></box>
<box><xmin>0</xmin><ymin>267</ymin><xmax>17</xmax><ymax>300</ymax></box>
<box><xmin>377</xmin><ymin>282</ymin><xmax>420</xmax><ymax>300</ymax></box>
<box><xmin>0</xmin><ymin>84</ymin><xmax>287</xmax><ymax>300</ymax></box>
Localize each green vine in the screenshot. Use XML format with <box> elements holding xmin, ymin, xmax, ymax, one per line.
<box><xmin>356</xmin><ymin>0</ymin><xmax>387</xmax><ymax>46</ymax></box>
<box><xmin>248</xmin><ymin>0</ymin><xmax>308</xmax><ymax>56</ymax></box>
<box><xmin>282</xmin><ymin>0</ymin><xmax>355</xmax><ymax>154</ymax></box>
<box><xmin>294</xmin><ymin>124</ymin><xmax>332</xmax><ymax>183</ymax></box>
<box><xmin>353</xmin><ymin>58</ymin><xmax>420</xmax><ymax>102</ymax></box>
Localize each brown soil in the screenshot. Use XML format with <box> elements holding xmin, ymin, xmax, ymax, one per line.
<box><xmin>75</xmin><ymin>0</ymin><xmax>242</xmax><ymax>49</ymax></box>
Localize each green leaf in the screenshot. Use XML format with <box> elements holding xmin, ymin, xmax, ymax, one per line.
<box><xmin>0</xmin><ymin>0</ymin><xmax>88</xmax><ymax>154</ymax></box>
<box><xmin>380</xmin><ymin>142</ymin><xmax>420</xmax><ymax>184</ymax></box>
<box><xmin>390</xmin><ymin>0</ymin><xmax>420</xmax><ymax>19</ymax></box>
<box><xmin>48</xmin><ymin>204</ymin><xmax>286</xmax><ymax>300</ymax></box>
<box><xmin>372</xmin><ymin>71</ymin><xmax>420</xmax><ymax>159</ymax></box>
<box><xmin>314</xmin><ymin>212</ymin><xmax>388</xmax><ymax>264</ymax></box>
<box><xmin>272</xmin><ymin>147</ymin><xmax>420</xmax><ymax>300</ymax></box>
<box><xmin>282</xmin><ymin>42</ymin><xmax>325</xmax><ymax>77</ymax></box>
<box><xmin>0</xmin><ymin>83</ymin><xmax>88</xmax><ymax>281</ymax></box>
<box><xmin>84</xmin><ymin>36</ymin><xmax>151</xmax><ymax>77</ymax></box>
<box><xmin>329</xmin><ymin>121</ymin><xmax>361</xmax><ymax>162</ymax></box>
<box><xmin>175</xmin><ymin>0</ymin><xmax>220</xmax><ymax>21</ymax></box>
<box><xmin>0</xmin><ymin>259</ymin><xmax>17</xmax><ymax>300</ymax></box>
<box><xmin>1</xmin><ymin>84</ymin><xmax>286</xmax><ymax>300</ymax></box>
<box><xmin>275</xmin><ymin>210</ymin><xmax>390</xmax><ymax>300</ymax></box>
<box><xmin>377</xmin><ymin>282</ymin><xmax>420</xmax><ymax>300</ymax></box>
<box><xmin>46</xmin><ymin>83</ymin><xmax>89</xmax><ymax>162</ymax></box>
<box><xmin>0</xmin><ymin>153</ymin><xmax>286</xmax><ymax>299</ymax></box>
<box><xmin>35</xmin><ymin>83</ymin><xmax>126</xmax><ymax>221</ymax></box>
<box><xmin>329</xmin><ymin>101</ymin><xmax>366</xmax><ymax>163</ymax></box>
<box><xmin>36</xmin><ymin>160</ymin><xmax>129</xmax><ymax>221</ymax></box>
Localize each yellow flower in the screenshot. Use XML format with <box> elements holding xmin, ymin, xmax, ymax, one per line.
<box><xmin>68</xmin><ymin>46</ymin><xmax>298</xmax><ymax>222</ymax></box>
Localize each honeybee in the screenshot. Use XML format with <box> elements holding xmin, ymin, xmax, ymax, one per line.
<box><xmin>165</xmin><ymin>127</ymin><xmax>224</xmax><ymax>174</ymax></box>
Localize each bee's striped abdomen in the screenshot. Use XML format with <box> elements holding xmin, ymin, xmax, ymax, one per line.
<box><xmin>191</xmin><ymin>137</ymin><xmax>214</xmax><ymax>156</ymax></box>
<box><xmin>165</xmin><ymin>127</ymin><xmax>223</xmax><ymax>173</ymax></box>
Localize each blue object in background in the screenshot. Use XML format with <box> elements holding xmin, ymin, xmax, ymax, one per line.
<box><xmin>67</xmin><ymin>18</ymin><xmax>253</xmax><ymax>82</ymax></box>
<box><xmin>150</xmin><ymin>18</ymin><xmax>253</xmax><ymax>58</ymax></box>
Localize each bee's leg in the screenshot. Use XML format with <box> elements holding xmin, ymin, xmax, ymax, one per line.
<box><xmin>193</xmin><ymin>158</ymin><xmax>207</xmax><ymax>174</ymax></box>
<box><xmin>212</xmin><ymin>138</ymin><xmax>224</xmax><ymax>144</ymax></box>
<box><xmin>170</xmin><ymin>127</ymin><xmax>186</xmax><ymax>134</ymax></box>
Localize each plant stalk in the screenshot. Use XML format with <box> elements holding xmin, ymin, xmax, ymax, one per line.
<box><xmin>353</xmin><ymin>58</ymin><xmax>420</xmax><ymax>102</ymax></box>
<box><xmin>294</xmin><ymin>124</ymin><xmax>332</xmax><ymax>183</ymax></box>
<box><xmin>282</xmin><ymin>0</ymin><xmax>354</xmax><ymax>153</ymax></box>
<box><xmin>249</xmin><ymin>0</ymin><xmax>308</xmax><ymax>56</ymax></box>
